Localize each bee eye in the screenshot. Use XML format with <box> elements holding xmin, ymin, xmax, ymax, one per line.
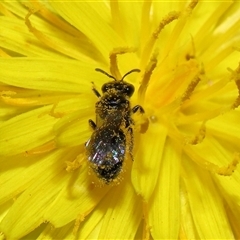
<box><xmin>124</xmin><ymin>85</ymin><xmax>134</xmax><ymax>97</ymax></box>
<box><xmin>102</xmin><ymin>83</ymin><xmax>110</xmax><ymax>92</ymax></box>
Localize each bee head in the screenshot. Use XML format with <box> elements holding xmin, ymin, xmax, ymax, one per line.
<box><xmin>95</xmin><ymin>68</ymin><xmax>140</xmax><ymax>97</ymax></box>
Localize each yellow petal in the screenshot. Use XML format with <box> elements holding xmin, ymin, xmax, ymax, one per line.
<box><xmin>0</xmin><ymin>105</ymin><xmax>57</xmax><ymax>156</ymax></box>
<box><xmin>0</xmin><ymin>153</ymin><xmax>50</xmax><ymax>205</ymax></box>
<box><xmin>0</xmin><ymin>148</ymin><xmax>76</xmax><ymax>239</ymax></box>
<box><xmin>110</xmin><ymin>1</ymin><xmax>142</xmax><ymax>46</ymax></box>
<box><xmin>44</xmin><ymin>162</ymin><xmax>110</xmax><ymax>228</ymax></box>
<box><xmin>180</xmin><ymin>182</ymin><xmax>199</xmax><ymax>239</ymax></box>
<box><xmin>37</xmin><ymin>223</ymin><xmax>72</xmax><ymax>240</ymax></box>
<box><xmin>182</xmin><ymin>157</ymin><xmax>233</xmax><ymax>239</ymax></box>
<box><xmin>148</xmin><ymin>138</ymin><xmax>180</xmax><ymax>239</ymax></box>
<box><xmin>0</xmin><ymin>58</ymin><xmax>94</xmax><ymax>92</ymax></box>
<box><xmin>207</xmin><ymin>110</ymin><xmax>240</xmax><ymax>144</ymax></box>
<box><xmin>0</xmin><ymin>16</ymin><xmax>63</xmax><ymax>58</ymax></box>
<box><xmin>98</xmin><ymin>181</ymin><xmax>142</xmax><ymax>239</ymax></box>
<box><xmin>54</xmin><ymin>103</ymin><xmax>94</xmax><ymax>147</ymax></box>
<box><xmin>132</xmin><ymin>122</ymin><xmax>168</xmax><ymax>201</ymax></box>
<box><xmin>50</xmin><ymin>2</ymin><xmax>124</xmax><ymax>59</ymax></box>
<box><xmin>1</xmin><ymin>1</ymin><xmax>29</xmax><ymax>19</ymax></box>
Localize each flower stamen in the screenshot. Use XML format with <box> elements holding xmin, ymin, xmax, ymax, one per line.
<box><xmin>141</xmin><ymin>11</ymin><xmax>180</xmax><ymax>69</ymax></box>
<box><xmin>229</xmin><ymin>62</ymin><xmax>240</xmax><ymax>109</ymax></box>
<box><xmin>181</xmin><ymin>74</ymin><xmax>201</xmax><ymax>103</ymax></box>
<box><xmin>73</xmin><ymin>209</ymin><xmax>93</xmax><ymax>236</ymax></box>
<box><xmin>109</xmin><ymin>47</ymin><xmax>136</xmax><ymax>79</ymax></box>
<box><xmin>48</xmin><ymin>103</ymin><xmax>65</xmax><ymax>119</ymax></box>
<box><xmin>140</xmin><ymin>1</ymin><xmax>151</xmax><ymax>53</ymax></box>
<box><xmin>138</xmin><ymin>50</ymin><xmax>158</xmax><ymax>104</ymax></box>
<box><xmin>160</xmin><ymin>0</ymin><xmax>198</xmax><ymax>61</ymax></box>
<box><xmin>24</xmin><ymin>140</ymin><xmax>56</xmax><ymax>155</ymax></box>
<box><xmin>25</xmin><ymin>9</ymin><xmax>61</xmax><ymax>55</ymax></box>
<box><xmin>184</xmin><ymin>146</ymin><xmax>238</xmax><ymax>176</ymax></box>
<box><xmin>25</xmin><ymin>8</ymin><xmax>92</xmax><ymax>60</ymax></box>
<box><xmin>24</xmin><ymin>1</ymin><xmax>85</xmax><ymax>38</ymax></box>
<box><xmin>217</xmin><ymin>153</ymin><xmax>240</xmax><ymax>176</ymax></box>
<box><xmin>186</xmin><ymin>121</ymin><xmax>206</xmax><ymax>145</ymax></box>
<box><xmin>66</xmin><ymin>153</ymin><xmax>85</xmax><ymax>172</ymax></box>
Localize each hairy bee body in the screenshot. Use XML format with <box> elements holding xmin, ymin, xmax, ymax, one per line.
<box><xmin>86</xmin><ymin>68</ymin><xmax>143</xmax><ymax>183</ymax></box>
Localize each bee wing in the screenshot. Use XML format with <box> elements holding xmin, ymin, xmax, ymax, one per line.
<box><xmin>85</xmin><ymin>124</ymin><xmax>128</xmax><ymax>181</ymax></box>
<box><xmin>86</xmin><ymin>126</ymin><xmax>126</xmax><ymax>165</ymax></box>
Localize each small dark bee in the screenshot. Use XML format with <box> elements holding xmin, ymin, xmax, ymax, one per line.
<box><xmin>85</xmin><ymin>68</ymin><xmax>144</xmax><ymax>183</ymax></box>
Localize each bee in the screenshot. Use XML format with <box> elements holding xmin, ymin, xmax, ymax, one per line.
<box><xmin>85</xmin><ymin>68</ymin><xmax>144</xmax><ymax>183</ymax></box>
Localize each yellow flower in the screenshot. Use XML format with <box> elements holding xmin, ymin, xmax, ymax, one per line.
<box><xmin>1</xmin><ymin>1</ymin><xmax>240</xmax><ymax>239</ymax></box>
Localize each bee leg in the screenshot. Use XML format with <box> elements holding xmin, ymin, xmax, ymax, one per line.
<box><xmin>124</xmin><ymin>116</ymin><xmax>132</xmax><ymax>128</ymax></box>
<box><xmin>132</xmin><ymin>105</ymin><xmax>144</xmax><ymax>114</ymax></box>
<box><xmin>89</xmin><ymin>119</ymin><xmax>97</xmax><ymax>130</ymax></box>
<box><xmin>132</xmin><ymin>105</ymin><xmax>149</xmax><ymax>133</ymax></box>
<box><xmin>127</xmin><ymin>127</ymin><xmax>134</xmax><ymax>161</ymax></box>
<box><xmin>125</xmin><ymin>106</ymin><xmax>144</xmax><ymax>128</ymax></box>
<box><xmin>91</xmin><ymin>82</ymin><xmax>101</xmax><ymax>98</ymax></box>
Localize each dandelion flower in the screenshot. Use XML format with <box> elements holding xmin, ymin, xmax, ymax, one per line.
<box><xmin>1</xmin><ymin>1</ymin><xmax>240</xmax><ymax>239</ymax></box>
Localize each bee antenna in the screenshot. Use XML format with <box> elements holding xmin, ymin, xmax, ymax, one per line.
<box><xmin>95</xmin><ymin>68</ymin><xmax>116</xmax><ymax>81</ymax></box>
<box><xmin>121</xmin><ymin>69</ymin><xmax>140</xmax><ymax>81</ymax></box>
